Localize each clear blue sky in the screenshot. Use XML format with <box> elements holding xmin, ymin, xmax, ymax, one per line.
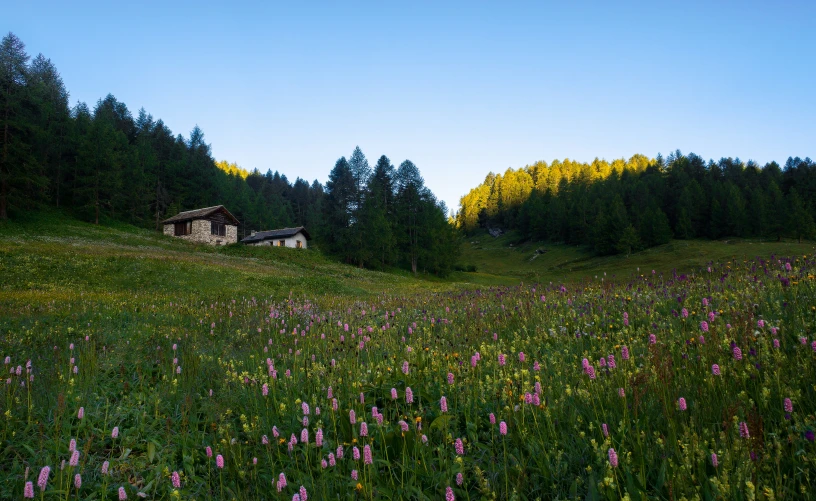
<box><xmin>5</xmin><ymin>1</ymin><xmax>815</xmax><ymax>212</ymax></box>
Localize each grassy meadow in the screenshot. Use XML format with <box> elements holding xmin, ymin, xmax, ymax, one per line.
<box><xmin>2</xmin><ymin>214</ymin><xmax>816</xmax><ymax>500</ymax></box>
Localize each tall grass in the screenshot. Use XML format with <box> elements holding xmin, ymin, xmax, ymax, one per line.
<box><xmin>2</xmin><ymin>250</ymin><xmax>815</xmax><ymax>499</ymax></box>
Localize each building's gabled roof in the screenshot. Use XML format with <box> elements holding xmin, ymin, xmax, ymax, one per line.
<box><xmin>240</xmin><ymin>226</ymin><xmax>311</xmax><ymax>244</ymax></box>
<box><xmin>162</xmin><ymin>205</ymin><xmax>239</xmax><ymax>225</ymax></box>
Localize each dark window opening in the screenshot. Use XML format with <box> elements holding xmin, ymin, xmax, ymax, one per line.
<box><xmin>174</xmin><ymin>221</ymin><xmax>192</xmax><ymax>236</ymax></box>
<box><xmin>211</xmin><ymin>221</ymin><xmax>226</xmax><ymax>237</ymax></box>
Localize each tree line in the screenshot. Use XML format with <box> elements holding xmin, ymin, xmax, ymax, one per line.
<box><xmin>322</xmin><ymin>147</ymin><xmax>458</xmax><ymax>274</ymax></box>
<box><xmin>0</xmin><ymin>32</ymin><xmax>457</xmax><ymax>275</ymax></box>
<box><xmin>456</xmin><ymin>152</ymin><xmax>816</xmax><ymax>255</ymax></box>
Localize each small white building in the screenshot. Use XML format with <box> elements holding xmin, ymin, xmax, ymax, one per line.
<box><xmin>241</xmin><ymin>226</ymin><xmax>311</xmax><ymax>249</ymax></box>
<box><xmin>162</xmin><ymin>205</ymin><xmax>239</xmax><ymax>245</ymax></box>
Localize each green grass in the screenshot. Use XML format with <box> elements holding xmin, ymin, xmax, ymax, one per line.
<box><xmin>2</xmin><ymin>212</ymin><xmax>816</xmax><ymax>499</ymax></box>
<box><xmin>0</xmin><ymin>211</ymin><xmax>458</xmax><ymax>309</ymax></box>
<box><xmin>458</xmin><ymin>230</ymin><xmax>816</xmax><ymax>283</ymax></box>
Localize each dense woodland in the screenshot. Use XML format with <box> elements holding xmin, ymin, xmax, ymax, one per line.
<box><xmin>457</xmin><ymin>152</ymin><xmax>816</xmax><ymax>255</ymax></box>
<box><xmin>0</xmin><ymin>33</ymin><xmax>458</xmax><ymax>275</ymax></box>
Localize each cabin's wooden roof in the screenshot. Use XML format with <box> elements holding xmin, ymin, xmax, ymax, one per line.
<box><xmin>161</xmin><ymin>205</ymin><xmax>239</xmax><ymax>225</ymax></box>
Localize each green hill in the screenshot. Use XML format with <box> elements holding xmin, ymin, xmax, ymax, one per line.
<box><xmin>0</xmin><ymin>212</ymin><xmax>457</xmax><ymax>309</ymax></box>
<box><xmin>2</xmin><ymin>213</ymin><xmax>814</xmax><ymax>310</ymax></box>
<box><xmin>457</xmin><ymin>229</ymin><xmax>816</xmax><ymax>284</ymax></box>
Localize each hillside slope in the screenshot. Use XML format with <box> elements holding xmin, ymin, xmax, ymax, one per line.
<box><xmin>458</xmin><ymin>230</ymin><xmax>816</xmax><ymax>283</ymax></box>
<box><xmin>0</xmin><ymin>212</ymin><xmax>456</xmax><ymax>308</ymax></box>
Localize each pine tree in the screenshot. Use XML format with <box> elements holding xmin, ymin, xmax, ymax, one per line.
<box><xmin>395</xmin><ymin>160</ymin><xmax>426</xmax><ymax>274</ymax></box>
<box><xmin>640</xmin><ymin>207</ymin><xmax>672</xmax><ymax>247</ymax></box>
<box><xmin>322</xmin><ymin>157</ymin><xmax>356</xmax><ymax>261</ymax></box>
<box><xmin>0</xmin><ymin>32</ymin><xmax>45</xmax><ymax>218</ymax></box>
<box><xmin>616</xmin><ymin>224</ymin><xmax>641</xmax><ymax>256</ymax></box>
<box><xmin>675</xmin><ymin>208</ymin><xmax>693</xmax><ymax>240</ymax></box>
<box><xmin>358</xmin><ymin>155</ymin><xmax>396</xmax><ymax>268</ymax></box>
<box><xmin>787</xmin><ymin>188</ymin><xmax>815</xmax><ymax>243</ymax></box>
<box><xmin>766</xmin><ymin>181</ymin><xmax>785</xmax><ymax>241</ymax></box>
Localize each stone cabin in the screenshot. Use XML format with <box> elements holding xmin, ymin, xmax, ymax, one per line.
<box><xmin>162</xmin><ymin>205</ymin><xmax>239</xmax><ymax>245</ymax></box>
<box><xmin>240</xmin><ymin>227</ymin><xmax>311</xmax><ymax>249</ymax></box>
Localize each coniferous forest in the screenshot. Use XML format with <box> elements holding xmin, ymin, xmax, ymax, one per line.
<box><xmin>456</xmin><ymin>153</ymin><xmax>816</xmax><ymax>255</ymax></box>
<box><xmin>0</xmin><ymin>32</ymin><xmax>458</xmax><ymax>275</ymax></box>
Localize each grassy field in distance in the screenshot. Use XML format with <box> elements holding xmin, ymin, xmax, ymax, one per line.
<box><xmin>456</xmin><ymin>229</ymin><xmax>816</xmax><ymax>285</ymax></box>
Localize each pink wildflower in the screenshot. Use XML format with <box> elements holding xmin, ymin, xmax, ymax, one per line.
<box><xmin>784</xmin><ymin>398</ymin><xmax>793</xmax><ymax>413</ymax></box>
<box><xmin>37</xmin><ymin>466</ymin><xmax>50</xmax><ymax>491</ymax></box>
<box><xmin>608</xmin><ymin>448</ymin><xmax>619</xmax><ymax>468</ymax></box>
<box><xmin>364</xmin><ymin>444</ymin><xmax>373</xmax><ymax>464</ymax></box>
<box><xmin>172</xmin><ymin>471</ymin><xmax>181</xmax><ymax>488</ymax></box>
<box><xmin>440</xmin><ymin>396</ymin><xmax>448</xmax><ymax>412</ymax></box>
<box><xmin>118</xmin><ymin>486</ymin><xmax>127</xmax><ymax>500</ymax></box>
<box><xmin>499</xmin><ymin>421</ymin><xmax>507</xmax><ymax>435</ymax></box>
<box><xmin>74</xmin><ymin>474</ymin><xmax>81</xmax><ymax>489</ymax></box>
<box><xmin>24</xmin><ymin>481</ymin><xmax>34</xmax><ymax>498</ymax></box>
<box><xmin>216</xmin><ymin>454</ymin><xmax>224</xmax><ymax>469</ymax></box>
<box><xmin>454</xmin><ymin>438</ymin><xmax>464</xmax><ymax>455</ymax></box>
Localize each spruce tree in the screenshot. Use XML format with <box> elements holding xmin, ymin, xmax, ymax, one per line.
<box><xmin>787</xmin><ymin>188</ymin><xmax>815</xmax><ymax>243</ymax></box>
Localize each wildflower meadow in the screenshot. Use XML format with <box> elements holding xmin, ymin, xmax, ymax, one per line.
<box><xmin>2</xmin><ymin>255</ymin><xmax>816</xmax><ymax>500</ymax></box>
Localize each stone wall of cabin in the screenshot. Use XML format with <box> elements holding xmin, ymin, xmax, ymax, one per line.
<box><xmin>164</xmin><ymin>220</ymin><xmax>237</xmax><ymax>245</ymax></box>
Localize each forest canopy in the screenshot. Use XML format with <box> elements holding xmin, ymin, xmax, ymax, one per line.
<box><xmin>456</xmin><ymin>152</ymin><xmax>816</xmax><ymax>255</ymax></box>
<box><xmin>0</xmin><ymin>32</ymin><xmax>458</xmax><ymax>275</ymax></box>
